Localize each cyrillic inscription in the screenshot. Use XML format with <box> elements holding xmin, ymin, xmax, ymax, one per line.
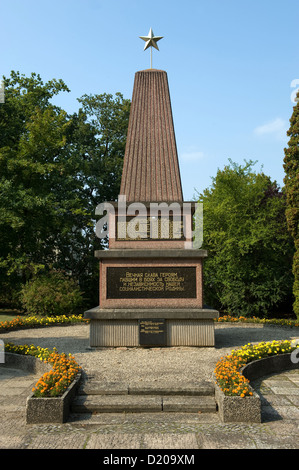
<box><xmin>106</xmin><ymin>267</ymin><xmax>196</xmax><ymax>299</ymax></box>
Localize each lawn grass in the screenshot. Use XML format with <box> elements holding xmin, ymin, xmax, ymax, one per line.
<box><xmin>0</xmin><ymin>308</ymin><xmax>24</xmax><ymax>322</ymax></box>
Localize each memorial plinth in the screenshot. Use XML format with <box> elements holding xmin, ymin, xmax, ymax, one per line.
<box><xmin>85</xmin><ymin>308</ymin><xmax>218</xmax><ymax>347</ymax></box>
<box><xmin>95</xmin><ymin>249</ymin><xmax>205</xmax><ymax>308</ymax></box>
<box><xmin>84</xmin><ymin>68</ymin><xmax>219</xmax><ymax>347</ymax></box>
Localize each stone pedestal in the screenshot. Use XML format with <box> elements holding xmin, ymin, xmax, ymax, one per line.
<box><xmin>84</xmin><ymin>249</ymin><xmax>219</xmax><ymax>347</ymax></box>
<box><xmin>96</xmin><ymin>249</ymin><xmax>206</xmax><ymax>309</ymax></box>
<box><xmin>84</xmin><ymin>308</ymin><xmax>218</xmax><ymax>347</ymax></box>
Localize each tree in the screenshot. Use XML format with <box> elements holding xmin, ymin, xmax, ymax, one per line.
<box><xmin>0</xmin><ymin>72</ymin><xmax>71</xmax><ymax>301</ymax></box>
<box><xmin>198</xmin><ymin>160</ymin><xmax>294</xmax><ymax>317</ymax></box>
<box><xmin>283</xmin><ymin>92</ymin><xmax>299</xmax><ymax>319</ymax></box>
<box><xmin>0</xmin><ymin>71</ymin><xmax>130</xmax><ymax>307</ymax></box>
<box><xmin>77</xmin><ymin>92</ymin><xmax>130</xmax><ymax>204</ymax></box>
<box><xmin>53</xmin><ymin>93</ymin><xmax>130</xmax><ymax>305</ymax></box>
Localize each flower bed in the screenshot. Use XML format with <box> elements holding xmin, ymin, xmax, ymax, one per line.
<box><xmin>216</xmin><ymin>315</ymin><xmax>299</xmax><ymax>328</ymax></box>
<box><xmin>214</xmin><ymin>339</ymin><xmax>299</xmax><ymax>398</ymax></box>
<box><xmin>3</xmin><ymin>342</ymin><xmax>82</xmax><ymax>423</ymax></box>
<box><xmin>0</xmin><ymin>314</ymin><xmax>89</xmax><ymax>332</ymax></box>
<box><xmin>1</xmin><ymin>315</ymin><xmax>85</xmax><ymax>398</ymax></box>
<box><xmin>4</xmin><ymin>342</ymin><xmax>81</xmax><ymax>398</ymax></box>
<box><xmin>32</xmin><ymin>351</ymin><xmax>81</xmax><ymax>398</ymax></box>
<box><xmin>214</xmin><ymin>340</ymin><xmax>299</xmax><ymax>423</ymax></box>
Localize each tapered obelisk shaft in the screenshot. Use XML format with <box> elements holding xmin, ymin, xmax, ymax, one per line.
<box><xmin>120</xmin><ymin>69</ymin><xmax>183</xmax><ymax>202</ymax></box>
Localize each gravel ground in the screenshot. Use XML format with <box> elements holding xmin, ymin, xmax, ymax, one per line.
<box><xmin>1</xmin><ymin>322</ymin><xmax>299</xmax><ymax>387</ymax></box>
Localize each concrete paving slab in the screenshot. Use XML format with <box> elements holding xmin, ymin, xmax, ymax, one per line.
<box><xmin>271</xmin><ymin>405</ymin><xmax>299</xmax><ymax>420</ymax></box>
<box><xmin>86</xmin><ymin>433</ymin><xmax>143</xmax><ymax>449</ymax></box>
<box><xmin>287</xmin><ymin>395</ymin><xmax>299</xmax><ymax>406</ymax></box>
<box><xmin>259</xmin><ymin>395</ymin><xmax>293</xmax><ymax>406</ymax></box>
<box><xmin>0</xmin><ymin>435</ymin><xmax>25</xmax><ymax>449</ymax></box>
<box><xmin>73</xmin><ymin>395</ymin><xmax>163</xmax><ymax>413</ymax></box>
<box><xmin>270</xmin><ymin>387</ymin><xmax>299</xmax><ymax>395</ymax></box>
<box><xmin>200</xmin><ymin>429</ymin><xmax>257</xmax><ymax>449</ymax></box>
<box><xmin>27</xmin><ymin>433</ymin><xmax>87</xmax><ymax>449</ymax></box>
<box><xmin>142</xmin><ymin>433</ymin><xmax>199</xmax><ymax>449</ymax></box>
<box><xmin>162</xmin><ymin>396</ymin><xmax>216</xmax><ymax>413</ymax></box>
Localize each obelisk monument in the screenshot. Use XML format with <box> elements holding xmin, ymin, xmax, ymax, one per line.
<box><xmin>84</xmin><ymin>29</ymin><xmax>219</xmax><ymax>347</ymax></box>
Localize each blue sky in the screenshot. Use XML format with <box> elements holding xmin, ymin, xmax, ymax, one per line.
<box><xmin>1</xmin><ymin>0</ymin><xmax>298</xmax><ymax>200</ymax></box>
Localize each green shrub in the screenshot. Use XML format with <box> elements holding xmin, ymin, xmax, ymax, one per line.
<box><xmin>283</xmin><ymin>91</ymin><xmax>299</xmax><ymax>320</ymax></box>
<box><xmin>20</xmin><ymin>271</ymin><xmax>83</xmax><ymax>316</ymax></box>
<box><xmin>198</xmin><ymin>160</ymin><xmax>294</xmax><ymax>317</ymax></box>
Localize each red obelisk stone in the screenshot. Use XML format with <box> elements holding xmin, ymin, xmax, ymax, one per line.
<box><xmin>120</xmin><ymin>69</ymin><xmax>183</xmax><ymax>202</ymax></box>
<box><xmin>109</xmin><ymin>70</ymin><xmax>192</xmax><ymax>250</ymax></box>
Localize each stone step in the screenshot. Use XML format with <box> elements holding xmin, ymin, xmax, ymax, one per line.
<box><xmin>77</xmin><ymin>380</ymin><xmax>215</xmax><ymax>397</ymax></box>
<box><xmin>71</xmin><ymin>395</ymin><xmax>217</xmax><ymax>414</ymax></box>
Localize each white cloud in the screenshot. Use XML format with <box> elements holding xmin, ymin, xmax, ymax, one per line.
<box><xmin>254</xmin><ymin>118</ymin><xmax>288</xmax><ymax>141</ymax></box>
<box><xmin>180</xmin><ymin>150</ymin><xmax>204</xmax><ymax>161</ymax></box>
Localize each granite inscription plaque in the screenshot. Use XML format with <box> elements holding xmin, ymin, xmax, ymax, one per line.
<box><xmin>106</xmin><ymin>266</ymin><xmax>197</xmax><ymax>299</ymax></box>
<box><xmin>139</xmin><ymin>319</ymin><xmax>166</xmax><ymax>346</ymax></box>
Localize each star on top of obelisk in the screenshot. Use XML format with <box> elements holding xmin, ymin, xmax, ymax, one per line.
<box><xmin>139</xmin><ymin>28</ymin><xmax>163</xmax><ymax>69</ymax></box>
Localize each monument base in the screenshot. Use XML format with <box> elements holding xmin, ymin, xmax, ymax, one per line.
<box><xmin>84</xmin><ymin>307</ymin><xmax>219</xmax><ymax>347</ymax></box>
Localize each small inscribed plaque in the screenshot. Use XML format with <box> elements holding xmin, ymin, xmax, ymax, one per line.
<box><xmin>139</xmin><ymin>319</ymin><xmax>166</xmax><ymax>346</ymax></box>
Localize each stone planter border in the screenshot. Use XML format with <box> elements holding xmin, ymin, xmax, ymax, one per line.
<box><xmin>26</xmin><ymin>371</ymin><xmax>82</xmax><ymax>424</ymax></box>
<box><xmin>214</xmin><ymin>382</ymin><xmax>261</xmax><ymax>423</ymax></box>
<box><xmin>1</xmin><ymin>351</ymin><xmax>51</xmax><ymax>375</ymax></box>
<box><xmin>215</xmin><ymin>352</ymin><xmax>299</xmax><ymax>423</ymax></box>
<box><xmin>0</xmin><ymin>352</ymin><xmax>81</xmax><ymax>424</ymax></box>
<box><xmin>241</xmin><ymin>352</ymin><xmax>299</xmax><ymax>381</ymax></box>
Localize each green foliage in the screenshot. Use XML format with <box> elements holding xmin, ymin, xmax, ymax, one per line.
<box><xmin>0</xmin><ymin>313</ymin><xmax>87</xmax><ymax>332</ymax></box>
<box><xmin>198</xmin><ymin>160</ymin><xmax>294</xmax><ymax>317</ymax></box>
<box><xmin>77</xmin><ymin>92</ymin><xmax>130</xmax><ymax>203</ymax></box>
<box><xmin>20</xmin><ymin>271</ymin><xmax>83</xmax><ymax>316</ymax></box>
<box><xmin>0</xmin><ymin>71</ymin><xmax>130</xmax><ymax>307</ymax></box>
<box><xmin>283</xmin><ymin>92</ymin><xmax>299</xmax><ymax>319</ymax></box>
<box><xmin>0</xmin><ymin>72</ymin><xmax>71</xmax><ymax>287</ymax></box>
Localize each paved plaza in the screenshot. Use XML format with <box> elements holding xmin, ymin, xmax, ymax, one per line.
<box><xmin>0</xmin><ymin>322</ymin><xmax>299</xmax><ymax>449</ymax></box>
